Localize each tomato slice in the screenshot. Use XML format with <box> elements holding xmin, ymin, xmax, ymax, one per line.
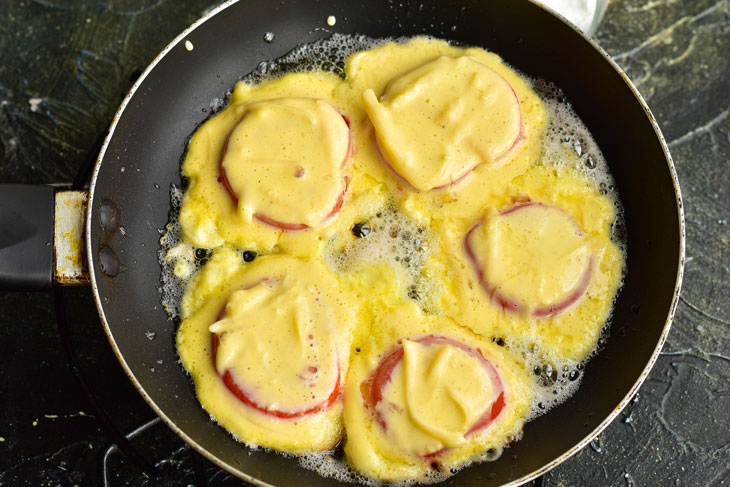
<box><xmin>210</xmin><ymin>331</ymin><xmax>342</xmax><ymax>419</ymax></box>
<box><xmin>372</xmin><ymin>131</ymin><xmax>473</xmax><ymax>192</ymax></box>
<box><xmin>464</xmin><ymin>201</ymin><xmax>594</xmax><ymax>318</ymax></box>
<box><xmin>252</xmin><ymin>213</ymin><xmax>310</xmax><ymax>231</ymax></box>
<box><xmin>532</xmin><ymin>257</ymin><xmax>594</xmax><ymax>318</ymax></box>
<box><xmin>222</xmin><ymin>364</ymin><xmax>341</xmax><ymax>419</ymax></box>
<box><xmin>492</xmin><ymin>83</ymin><xmax>525</xmax><ymax>164</ymax></box>
<box><xmin>363</xmin><ymin>335</ymin><xmax>506</xmax><ymax>457</ymax></box>
<box><xmin>252</xmin><ymin>175</ymin><xmax>349</xmax><ymax>230</ymax></box>
<box><xmin>367</xmin><ymin>62</ymin><xmax>524</xmax><ymax>192</ymax></box>
<box><xmin>218</xmin><ymin>112</ymin><xmax>352</xmax><ymax>230</ymax></box>
<box><xmin>209</xmin><ymin>275</ymin><xmax>343</xmax><ymax>421</ymax></box>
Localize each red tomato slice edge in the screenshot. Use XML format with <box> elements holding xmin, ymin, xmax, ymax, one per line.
<box><xmin>221</xmin><ymin>366</ymin><xmax>342</xmax><ymax>419</ymax></box>
<box><xmin>370</xmin><ymin>73</ymin><xmax>524</xmax><ymax>192</ymax></box>
<box><xmin>464</xmin><ymin>202</ymin><xmax>593</xmax><ymax>318</ymax></box>
<box><xmin>218</xmin><ymin>111</ymin><xmax>352</xmax><ymax>231</ymax></box>
<box><xmin>364</xmin><ymin>335</ymin><xmax>506</xmax><ymax>459</ymax></box>
<box><xmin>209</xmin><ymin>300</ymin><xmax>342</xmax><ymax>419</ymax></box>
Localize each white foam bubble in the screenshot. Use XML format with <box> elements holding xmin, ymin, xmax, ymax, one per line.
<box><xmin>324</xmin><ymin>205</ymin><xmax>434</xmax><ymax>308</ymax></box>
<box><xmin>533</xmin><ymin>81</ymin><xmax>627</xmax><ymax>265</ymax></box>
<box><xmin>241</xmin><ymin>33</ymin><xmax>396</xmax><ymax>85</ymax></box>
<box><xmin>209</xmin><ymin>96</ymin><xmax>228</xmax><ymax>113</ymax></box>
<box><xmin>299</xmin><ymin>450</ymin><xmax>377</xmax><ymax>486</ymax></box>
<box><xmin>158</xmin><ymin>184</ymin><xmax>186</xmax><ymax>320</ymax></box>
<box><xmin>499</xmin><ymin>337</ymin><xmax>588</xmax><ymax>421</ymax></box>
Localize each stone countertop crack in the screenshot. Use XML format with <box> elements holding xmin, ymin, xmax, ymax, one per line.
<box><xmin>679</xmin><ymin>295</ymin><xmax>730</xmax><ymax>326</ymax></box>
<box><xmin>613</xmin><ymin>1</ymin><xmax>729</xmax><ymax>62</ymax></box>
<box><xmin>668</xmin><ymin>105</ymin><xmax>730</xmax><ymax>149</ymax></box>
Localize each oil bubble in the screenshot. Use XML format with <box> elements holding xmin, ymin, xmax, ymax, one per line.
<box><xmin>99</xmin><ymin>199</ymin><xmax>120</xmax><ymax>232</ymax></box>
<box><xmin>98</xmin><ymin>245</ymin><xmax>120</xmax><ymax>277</ymax></box>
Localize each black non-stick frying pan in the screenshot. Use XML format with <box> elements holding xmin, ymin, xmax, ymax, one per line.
<box><xmin>0</xmin><ymin>0</ymin><xmax>683</xmax><ymax>485</ymax></box>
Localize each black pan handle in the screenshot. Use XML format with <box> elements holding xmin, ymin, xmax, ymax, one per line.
<box><xmin>0</xmin><ymin>184</ymin><xmax>54</xmax><ymax>290</ymax></box>
<box><xmin>0</xmin><ymin>184</ymin><xmax>89</xmax><ymax>290</ymax></box>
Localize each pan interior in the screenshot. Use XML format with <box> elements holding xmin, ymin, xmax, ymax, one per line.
<box><xmin>88</xmin><ymin>0</ymin><xmax>681</xmax><ymax>485</ymax></box>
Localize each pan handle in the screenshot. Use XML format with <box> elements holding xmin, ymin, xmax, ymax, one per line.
<box><xmin>0</xmin><ymin>184</ymin><xmax>89</xmax><ymax>290</ymax></box>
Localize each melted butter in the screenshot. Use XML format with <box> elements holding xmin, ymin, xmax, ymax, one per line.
<box><xmin>379</xmin><ymin>340</ymin><xmax>494</xmax><ymax>454</ymax></box>
<box><xmin>363</xmin><ymin>56</ymin><xmax>522</xmax><ymax>191</ymax></box>
<box><xmin>471</xmin><ymin>203</ymin><xmax>591</xmax><ymax>311</ymax></box>
<box><xmin>222</xmin><ymin>98</ymin><xmax>349</xmax><ymax>226</ymax></box>
<box><xmin>210</xmin><ymin>275</ymin><xmax>339</xmax><ymax>412</ymax></box>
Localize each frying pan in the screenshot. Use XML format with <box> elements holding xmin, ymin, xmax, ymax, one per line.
<box><xmin>0</xmin><ymin>0</ymin><xmax>683</xmax><ymax>485</ymax></box>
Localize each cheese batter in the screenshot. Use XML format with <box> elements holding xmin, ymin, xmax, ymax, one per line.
<box><xmin>167</xmin><ymin>35</ymin><xmax>624</xmax><ymax>484</ymax></box>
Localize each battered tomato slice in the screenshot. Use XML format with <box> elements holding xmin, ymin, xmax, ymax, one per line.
<box><xmin>372</xmin><ymin>127</ymin><xmax>514</xmax><ymax>193</ymax></box>
<box><xmin>251</xmin><ymin>175</ymin><xmax>349</xmax><ymax>231</ymax></box>
<box><xmin>218</xmin><ymin>110</ymin><xmax>352</xmax><ymax>230</ymax></box>
<box><xmin>464</xmin><ymin>201</ymin><xmax>594</xmax><ymax>318</ymax></box>
<box><xmin>208</xmin><ymin>273</ymin><xmax>343</xmax><ymax>419</ymax></box>
<box><xmin>210</xmin><ymin>331</ymin><xmax>342</xmax><ymax>419</ymax></box>
<box><xmin>363</xmin><ymin>56</ymin><xmax>524</xmax><ymax>191</ymax></box>
<box><xmin>363</xmin><ymin>335</ymin><xmax>505</xmax><ymax>458</ymax></box>
<box><xmin>372</xmin><ymin>132</ymin><xmax>475</xmax><ymax>193</ymax></box>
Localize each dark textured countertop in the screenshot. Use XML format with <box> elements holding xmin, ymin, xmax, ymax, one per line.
<box><xmin>1</xmin><ymin>1</ymin><xmax>728</xmax><ymax>486</ymax></box>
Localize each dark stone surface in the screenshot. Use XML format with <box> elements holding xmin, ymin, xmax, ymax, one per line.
<box><xmin>0</xmin><ymin>0</ymin><xmax>728</xmax><ymax>486</ymax></box>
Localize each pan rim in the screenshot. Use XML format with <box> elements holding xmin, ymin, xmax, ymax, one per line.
<box><xmin>85</xmin><ymin>1</ymin><xmax>685</xmax><ymax>485</ymax></box>
<box><xmin>495</xmin><ymin>3</ymin><xmax>686</xmax><ymax>486</ymax></box>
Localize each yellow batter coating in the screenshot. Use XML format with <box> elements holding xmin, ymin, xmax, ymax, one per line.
<box><xmin>362</xmin><ymin>55</ymin><xmax>523</xmax><ymax>191</ymax></box>
<box><xmin>172</xmin><ymin>36</ymin><xmax>624</xmax><ymax>482</ymax></box>
<box><xmin>470</xmin><ymin>202</ymin><xmax>592</xmax><ymax>314</ymax></box>
<box><xmin>435</xmin><ymin>167</ymin><xmax>623</xmax><ymax>362</ymax></box>
<box><xmin>221</xmin><ymin>97</ymin><xmax>350</xmax><ymax>228</ymax></box>
<box><xmin>343</xmin><ymin>303</ymin><xmax>533</xmax><ymax>481</ymax></box>
<box><xmin>179</xmin><ymin>71</ymin><xmax>358</xmax><ymax>256</ymax></box>
<box><xmin>177</xmin><ymin>249</ymin><xmax>356</xmax><ymax>452</ymax></box>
